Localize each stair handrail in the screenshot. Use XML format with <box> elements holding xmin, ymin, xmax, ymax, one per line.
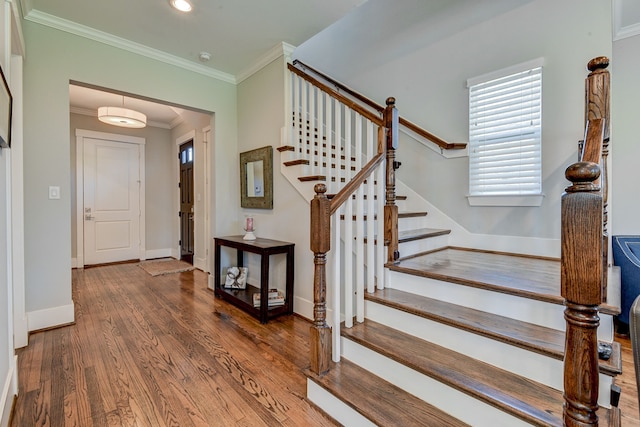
<box><xmin>309</xmin><ymin>98</ymin><xmax>398</xmax><ymax>375</ymax></box>
<box><xmin>291</xmin><ymin>60</ymin><xmax>465</xmax><ymax>151</ymax></box>
<box><xmin>561</xmin><ymin>56</ymin><xmax>611</xmax><ymax>426</ymax></box>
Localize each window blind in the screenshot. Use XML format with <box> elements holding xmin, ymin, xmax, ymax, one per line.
<box><xmin>468</xmin><ymin>66</ymin><xmax>542</xmax><ymax>196</ymax></box>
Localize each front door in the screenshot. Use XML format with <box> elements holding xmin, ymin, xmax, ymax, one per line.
<box><xmin>179</xmin><ymin>140</ymin><xmax>194</xmax><ymax>264</ymax></box>
<box><xmin>83</xmin><ymin>137</ymin><xmax>141</xmax><ymax>265</ymax></box>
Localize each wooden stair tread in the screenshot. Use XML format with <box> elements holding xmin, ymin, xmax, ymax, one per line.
<box><xmin>365</xmin><ymin>287</ymin><xmax>621</xmax><ymax>376</ymax></box>
<box><xmin>398</xmin><ymin>228</ymin><xmax>451</xmax><ymax>243</ymax></box>
<box><xmin>390</xmin><ymin>247</ymin><xmax>619</xmax><ymax>315</ymax></box>
<box><xmin>342</xmin><ymin>320</ymin><xmax>616</xmax><ymax>426</ymax></box>
<box><xmin>307</xmin><ymin>359</ymin><xmax>470</xmax><ymax>427</ymax></box>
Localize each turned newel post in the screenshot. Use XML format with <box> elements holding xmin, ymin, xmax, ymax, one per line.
<box><xmin>310</xmin><ymin>183</ymin><xmax>332</xmax><ymax>375</ymax></box>
<box><xmin>561</xmin><ymin>161</ymin><xmax>603</xmax><ymax>427</ymax></box>
<box><xmin>384</xmin><ymin>97</ymin><xmax>400</xmax><ymax>262</ymax></box>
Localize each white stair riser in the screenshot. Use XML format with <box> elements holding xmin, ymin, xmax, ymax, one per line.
<box><xmin>364</xmin><ymin>301</ymin><xmax>613</xmax><ymax>408</ymax></box>
<box><xmin>341</xmin><ymin>338</ymin><xmax>531</xmax><ymax>427</ymax></box>
<box><xmin>399</xmin><ymin>234</ymin><xmax>449</xmax><ymax>255</ymax></box>
<box><xmin>387</xmin><ymin>270</ymin><xmax>614</xmax><ymax>342</ymax></box>
<box><xmin>307</xmin><ymin>379</ymin><xmax>377</xmax><ymax>427</ymax></box>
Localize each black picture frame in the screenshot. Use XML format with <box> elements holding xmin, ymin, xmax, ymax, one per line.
<box><xmin>0</xmin><ymin>65</ymin><xmax>12</xmax><ymax>148</ymax></box>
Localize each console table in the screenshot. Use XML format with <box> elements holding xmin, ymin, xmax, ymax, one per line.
<box><xmin>214</xmin><ymin>236</ymin><xmax>294</xmax><ymax>323</ymax></box>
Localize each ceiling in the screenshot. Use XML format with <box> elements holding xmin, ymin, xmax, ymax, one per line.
<box><xmin>21</xmin><ymin>0</ymin><xmax>367</xmax><ymax>128</ymax></box>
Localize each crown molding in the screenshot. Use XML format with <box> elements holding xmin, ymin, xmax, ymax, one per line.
<box><xmin>613</xmin><ymin>0</ymin><xmax>640</xmax><ymax>41</ymax></box>
<box><xmin>236</xmin><ymin>41</ymin><xmax>296</xmax><ymax>83</ymax></box>
<box><xmin>24</xmin><ymin>9</ymin><xmax>237</xmax><ymax>84</ymax></box>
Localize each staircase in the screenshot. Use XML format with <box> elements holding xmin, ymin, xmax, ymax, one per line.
<box><xmin>283</xmin><ymin>60</ymin><xmax>621</xmax><ymax>426</ymax></box>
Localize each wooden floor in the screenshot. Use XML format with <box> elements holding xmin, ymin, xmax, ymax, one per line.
<box><xmin>10</xmin><ymin>264</ymin><xmax>337</xmax><ymax>427</ymax></box>
<box><xmin>8</xmin><ymin>262</ymin><xmax>640</xmax><ymax>426</ymax></box>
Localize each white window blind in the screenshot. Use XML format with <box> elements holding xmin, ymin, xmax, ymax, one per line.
<box><xmin>468</xmin><ymin>65</ymin><xmax>542</xmax><ymax>196</ymax></box>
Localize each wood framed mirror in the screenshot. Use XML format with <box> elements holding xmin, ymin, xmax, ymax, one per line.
<box><xmin>240</xmin><ymin>146</ymin><xmax>273</xmax><ymax>209</ymax></box>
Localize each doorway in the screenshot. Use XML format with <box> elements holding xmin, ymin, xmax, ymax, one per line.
<box><xmin>75</xmin><ymin>129</ymin><xmax>146</xmax><ymax>268</ymax></box>
<box><xmin>179</xmin><ymin>140</ymin><xmax>194</xmax><ymax>264</ymax></box>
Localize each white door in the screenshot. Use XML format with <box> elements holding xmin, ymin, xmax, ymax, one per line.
<box><xmin>83</xmin><ymin>138</ymin><xmax>141</xmax><ymax>265</ymax></box>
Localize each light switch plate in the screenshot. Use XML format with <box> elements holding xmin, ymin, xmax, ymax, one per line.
<box><xmin>48</xmin><ymin>186</ymin><xmax>60</xmax><ymax>200</ymax></box>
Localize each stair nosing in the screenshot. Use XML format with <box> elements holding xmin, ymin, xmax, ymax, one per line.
<box><xmin>365</xmin><ymin>287</ymin><xmax>621</xmax><ymax>376</ymax></box>
<box><xmin>307</xmin><ymin>359</ymin><xmax>471</xmax><ymax>427</ymax></box>
<box><xmin>342</xmin><ymin>320</ymin><xmax>569</xmax><ymax>426</ymax></box>
<box><xmin>388</xmin><ymin>246</ymin><xmax>620</xmax><ymax>316</ymax></box>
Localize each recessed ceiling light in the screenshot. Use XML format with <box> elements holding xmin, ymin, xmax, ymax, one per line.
<box><xmin>170</xmin><ymin>0</ymin><xmax>192</xmax><ymax>12</ymax></box>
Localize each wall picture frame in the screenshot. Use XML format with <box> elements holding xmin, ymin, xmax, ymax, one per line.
<box><xmin>240</xmin><ymin>146</ymin><xmax>273</xmax><ymax>209</ymax></box>
<box><xmin>0</xmin><ymin>65</ymin><xmax>12</xmax><ymax>148</ymax></box>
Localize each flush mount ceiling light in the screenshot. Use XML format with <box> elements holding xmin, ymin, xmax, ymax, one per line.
<box><xmin>170</xmin><ymin>0</ymin><xmax>192</xmax><ymax>12</ymax></box>
<box><xmin>98</xmin><ymin>96</ymin><xmax>147</xmax><ymax>129</ymax></box>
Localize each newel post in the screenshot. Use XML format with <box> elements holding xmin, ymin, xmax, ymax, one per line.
<box><xmin>310</xmin><ymin>183</ymin><xmax>332</xmax><ymax>375</ymax></box>
<box><xmin>561</xmin><ymin>161</ymin><xmax>603</xmax><ymax>427</ymax></box>
<box><xmin>585</xmin><ymin>56</ymin><xmax>610</xmax><ymax>301</ymax></box>
<box><xmin>384</xmin><ymin>97</ymin><xmax>400</xmax><ymax>262</ymax></box>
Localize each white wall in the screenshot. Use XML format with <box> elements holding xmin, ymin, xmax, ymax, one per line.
<box><xmin>23</xmin><ymin>21</ymin><xmax>238</xmax><ymax>330</ymax></box>
<box><xmin>611</xmin><ymin>33</ymin><xmax>640</xmax><ymax>236</ymax></box>
<box><xmin>294</xmin><ymin>0</ymin><xmax>612</xmax><ymax>240</ymax></box>
<box><xmin>237</xmin><ymin>55</ymin><xmax>316</xmax><ymax>318</ymax></box>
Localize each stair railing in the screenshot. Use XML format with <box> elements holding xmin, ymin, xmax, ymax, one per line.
<box><xmin>561</xmin><ymin>56</ymin><xmax>611</xmax><ymax>426</ymax></box>
<box><xmin>288</xmin><ymin>63</ymin><xmax>400</xmax><ymax>375</ymax></box>
<box><xmin>293</xmin><ymin>60</ymin><xmax>466</xmax><ymax>152</ymax></box>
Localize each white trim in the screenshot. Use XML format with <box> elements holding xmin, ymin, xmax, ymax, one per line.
<box><xmin>145</xmin><ymin>248</ymin><xmax>173</xmax><ymax>260</ymax></box>
<box><xmin>613</xmin><ymin>0</ymin><xmax>640</xmax><ymax>40</ymax></box>
<box><xmin>467</xmin><ymin>194</ymin><xmax>545</xmax><ymax>207</ymax></box>
<box><xmin>466</xmin><ymin>57</ymin><xmax>545</xmax><ymax>87</ymax></box>
<box><xmin>75</xmin><ymin>129</ymin><xmax>146</xmax><ymax>268</ymax></box>
<box><xmin>27</xmin><ymin>303</ymin><xmax>75</xmax><ymax>332</ymax></box>
<box><xmin>23</xmin><ymin>10</ymin><xmax>236</xmax><ymax>84</ymax></box>
<box><xmin>202</xmin><ymin>125</ymin><xmax>212</xmax><ymax>273</ymax></box>
<box><xmin>10</xmin><ymin>53</ymin><xmax>27</xmax><ymax>348</ymax></box>
<box><xmin>236</xmin><ymin>42</ymin><xmax>295</xmax><ymax>83</ymax></box>
<box><xmin>0</xmin><ymin>355</ymin><xmax>17</xmax><ymax>427</ymax></box>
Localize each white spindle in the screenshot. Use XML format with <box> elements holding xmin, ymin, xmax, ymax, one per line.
<box><xmin>366</xmin><ymin>120</ymin><xmax>376</xmax><ymax>294</ymax></box>
<box><xmin>376</xmin><ymin>153</ymin><xmax>386</xmax><ymax>290</ymax></box>
<box><xmin>308</xmin><ymin>86</ymin><xmax>316</xmax><ymax>175</ymax></box>
<box><xmin>300</xmin><ymin>80</ymin><xmax>308</xmax><ymax>163</ymax></box>
<box><xmin>354</xmin><ymin>114</ymin><xmax>365</xmax><ymax>323</ymax></box>
<box><xmin>343</xmin><ymin>109</ymin><xmax>353</xmax><ymax>328</ymax></box>
<box><xmin>333</xmin><ymin>100</ymin><xmax>342</xmax><ymax>195</ymax></box>
<box><xmin>331</xmin><ymin>210</ymin><xmax>341</xmax><ymax>362</ymax></box>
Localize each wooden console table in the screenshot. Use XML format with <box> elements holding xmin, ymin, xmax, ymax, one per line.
<box><xmin>214</xmin><ymin>236</ymin><xmax>294</xmax><ymax>323</ymax></box>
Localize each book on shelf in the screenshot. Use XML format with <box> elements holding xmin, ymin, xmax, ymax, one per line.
<box><xmin>253</xmin><ymin>289</ymin><xmax>285</xmax><ymax>308</ymax></box>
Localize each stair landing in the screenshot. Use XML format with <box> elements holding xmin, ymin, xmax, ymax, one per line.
<box><xmin>389</xmin><ymin>246</ymin><xmax>619</xmax><ymax>315</ymax></box>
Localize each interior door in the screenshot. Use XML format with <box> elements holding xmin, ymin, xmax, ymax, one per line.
<box><xmin>179</xmin><ymin>140</ymin><xmax>194</xmax><ymax>264</ymax></box>
<box><xmin>84</xmin><ymin>138</ymin><xmax>141</xmax><ymax>265</ymax></box>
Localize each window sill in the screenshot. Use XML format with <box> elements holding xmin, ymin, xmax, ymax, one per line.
<box><xmin>467</xmin><ymin>194</ymin><xmax>544</xmax><ymax>207</ymax></box>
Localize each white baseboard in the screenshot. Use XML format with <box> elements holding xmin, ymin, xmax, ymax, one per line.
<box><xmin>194</xmin><ymin>256</ymin><xmax>208</xmax><ymax>273</ymax></box>
<box><xmin>13</xmin><ymin>315</ymin><xmax>28</xmax><ymax>349</ymax></box>
<box><xmin>27</xmin><ymin>303</ymin><xmax>75</xmax><ymax>332</ymax></box>
<box><xmin>145</xmin><ymin>248</ymin><xmax>173</xmax><ymax>260</ymax></box>
<box><xmin>71</xmin><ymin>257</ymin><xmax>78</xmax><ymax>269</ymax></box>
<box><xmin>0</xmin><ymin>355</ymin><xmax>17</xmax><ymax>427</ymax></box>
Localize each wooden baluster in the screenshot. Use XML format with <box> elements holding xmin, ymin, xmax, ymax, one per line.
<box><xmin>384</xmin><ymin>97</ymin><xmax>399</xmax><ymax>262</ymax></box>
<box><xmin>310</xmin><ymin>183</ymin><xmax>332</xmax><ymax>375</ymax></box>
<box><xmin>562</xmin><ymin>161</ymin><xmax>603</xmax><ymax>427</ymax></box>
<box><xmin>585</xmin><ymin>57</ymin><xmax>610</xmax><ymax>301</ymax></box>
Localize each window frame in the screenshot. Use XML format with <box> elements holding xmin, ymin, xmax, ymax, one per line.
<box><xmin>466</xmin><ymin>58</ymin><xmax>545</xmax><ymax>207</ymax></box>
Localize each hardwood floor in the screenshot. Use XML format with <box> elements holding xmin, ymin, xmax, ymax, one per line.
<box><xmin>9</xmin><ymin>262</ymin><xmax>640</xmax><ymax>426</ymax></box>
<box><xmin>10</xmin><ymin>264</ymin><xmax>337</xmax><ymax>426</ymax></box>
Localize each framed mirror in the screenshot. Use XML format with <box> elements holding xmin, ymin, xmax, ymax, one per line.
<box><xmin>240</xmin><ymin>146</ymin><xmax>273</xmax><ymax>209</ymax></box>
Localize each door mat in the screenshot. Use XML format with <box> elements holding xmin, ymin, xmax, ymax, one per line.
<box><xmin>138</xmin><ymin>258</ymin><xmax>195</xmax><ymax>276</ymax></box>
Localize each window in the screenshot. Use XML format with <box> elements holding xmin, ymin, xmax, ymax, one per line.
<box><xmin>467</xmin><ymin>60</ymin><xmax>543</xmax><ymax>205</ymax></box>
